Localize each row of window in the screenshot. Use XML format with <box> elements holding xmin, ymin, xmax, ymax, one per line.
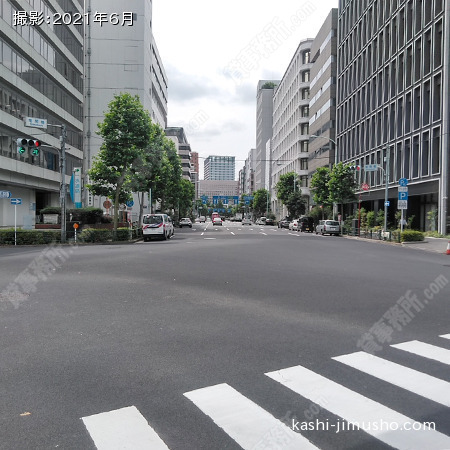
<box><xmin>337</xmin><ymin>73</ymin><xmax>442</xmax><ymax>138</ymax></box>
<box><xmin>339</xmin><ymin>19</ymin><xmax>443</xmax><ymax>102</ymax></box>
<box><xmin>0</xmin><ymin>40</ymin><xmax>83</xmax><ymax>121</ymax></box>
<box><xmin>337</xmin><ymin>128</ymin><xmax>442</xmax><ymax>182</ymax></box>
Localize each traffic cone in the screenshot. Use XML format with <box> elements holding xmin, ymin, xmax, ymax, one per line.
<box><xmin>447</xmin><ymin>241</ymin><xmax>450</xmax><ymax>255</ymax></box>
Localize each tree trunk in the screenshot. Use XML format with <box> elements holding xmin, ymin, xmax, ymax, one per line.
<box><xmin>138</xmin><ymin>191</ymin><xmax>144</xmax><ymax>226</ymax></box>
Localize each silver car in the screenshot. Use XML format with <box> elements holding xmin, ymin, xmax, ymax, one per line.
<box><xmin>142</xmin><ymin>214</ymin><xmax>174</xmax><ymax>241</ymax></box>
<box><xmin>315</xmin><ymin>220</ymin><xmax>340</xmax><ymax>236</ymax></box>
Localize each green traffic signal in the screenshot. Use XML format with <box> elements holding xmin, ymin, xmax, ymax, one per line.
<box><xmin>16</xmin><ymin>138</ymin><xmax>27</xmax><ymax>154</ymax></box>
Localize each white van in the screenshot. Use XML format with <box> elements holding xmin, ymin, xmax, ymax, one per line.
<box><xmin>142</xmin><ymin>214</ymin><xmax>174</xmax><ymax>241</ymax></box>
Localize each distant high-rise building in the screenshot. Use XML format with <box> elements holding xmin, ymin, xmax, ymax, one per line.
<box><xmin>165</xmin><ymin>127</ymin><xmax>192</xmax><ymax>181</ymax></box>
<box><xmin>204</xmin><ymin>156</ymin><xmax>235</xmax><ymax>181</ymax></box>
<box><xmin>256</xmin><ymin>80</ymin><xmax>279</xmax><ymax>192</ymax></box>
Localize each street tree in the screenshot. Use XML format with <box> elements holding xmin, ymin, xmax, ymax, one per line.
<box><xmin>328</xmin><ymin>162</ymin><xmax>357</xmax><ymax>218</ymax></box>
<box><xmin>253</xmin><ymin>188</ymin><xmax>269</xmax><ymax>217</ymax></box>
<box><xmin>275</xmin><ymin>172</ymin><xmax>299</xmax><ymax>204</ymax></box>
<box><xmin>177</xmin><ymin>178</ymin><xmax>195</xmax><ymax>218</ymax></box>
<box><xmin>87</xmin><ymin>93</ymin><xmax>152</xmax><ymax>235</ymax></box>
<box><xmin>284</xmin><ymin>191</ymin><xmax>306</xmax><ymax>218</ymax></box>
<box><xmin>310</xmin><ymin>167</ymin><xmax>331</xmax><ymax>207</ymax></box>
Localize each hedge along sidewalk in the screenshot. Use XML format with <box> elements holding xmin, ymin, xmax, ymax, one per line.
<box><xmin>0</xmin><ymin>228</ymin><xmax>142</xmax><ymax>246</ymax></box>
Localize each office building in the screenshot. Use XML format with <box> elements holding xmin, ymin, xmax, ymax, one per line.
<box><xmin>165</xmin><ymin>127</ymin><xmax>192</xmax><ymax>181</ymax></box>
<box><xmin>336</xmin><ymin>0</ymin><xmax>449</xmax><ymax>233</ymax></box>
<box><xmin>204</xmin><ymin>155</ymin><xmax>235</xmax><ymax>181</ymax></box>
<box><xmin>271</xmin><ymin>40</ymin><xmax>313</xmax><ymax>218</ymax></box>
<box><xmin>0</xmin><ymin>0</ymin><xmax>84</xmax><ymax>228</ymax></box>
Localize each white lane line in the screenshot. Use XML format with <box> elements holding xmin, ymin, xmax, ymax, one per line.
<box><xmin>266</xmin><ymin>365</ymin><xmax>450</xmax><ymax>450</ymax></box>
<box><xmin>439</xmin><ymin>334</ymin><xmax>450</xmax><ymax>340</ymax></box>
<box><xmin>230</xmin><ymin>232</ymin><xmax>235</xmax><ymax>235</ymax></box>
<box><xmin>333</xmin><ymin>351</ymin><xmax>450</xmax><ymax>406</ymax></box>
<box><xmin>81</xmin><ymin>406</ymin><xmax>169</xmax><ymax>450</ymax></box>
<box><xmin>184</xmin><ymin>383</ymin><xmax>318</xmax><ymax>450</ymax></box>
<box><xmin>259</xmin><ymin>232</ymin><xmax>267</xmax><ymax>236</ymax></box>
<box><xmin>204</xmin><ymin>238</ymin><xmax>216</xmax><ymax>240</ymax></box>
<box><xmin>391</xmin><ymin>340</ymin><xmax>450</xmax><ymax>365</ymax></box>
<box><xmin>201</xmin><ymin>232</ymin><xmax>204</xmax><ymax>236</ymax></box>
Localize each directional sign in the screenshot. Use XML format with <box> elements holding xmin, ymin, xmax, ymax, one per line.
<box><xmin>384</xmin><ymin>201</ymin><xmax>390</xmax><ymax>207</ymax></box>
<box><xmin>364</xmin><ymin>164</ymin><xmax>378</xmax><ymax>172</ymax></box>
<box><xmin>10</xmin><ymin>198</ymin><xmax>22</xmax><ymax>205</ymax></box>
<box><xmin>398</xmin><ymin>200</ymin><xmax>408</xmax><ymax>209</ymax></box>
<box><xmin>0</xmin><ymin>190</ymin><xmax>12</xmax><ymax>198</ymax></box>
<box><xmin>399</xmin><ymin>178</ymin><xmax>408</xmax><ymax>186</ymax></box>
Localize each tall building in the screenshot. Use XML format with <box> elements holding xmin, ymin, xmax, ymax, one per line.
<box><xmin>165</xmin><ymin>127</ymin><xmax>192</xmax><ymax>181</ymax></box>
<box><xmin>255</xmin><ymin>80</ymin><xmax>279</xmax><ymax>191</ymax></box>
<box><xmin>85</xmin><ymin>0</ymin><xmax>168</xmax><ymax>207</ymax></box>
<box><xmin>271</xmin><ymin>41</ymin><xmax>313</xmax><ymax>218</ymax></box>
<box><xmin>337</xmin><ymin>0</ymin><xmax>450</xmax><ymax>233</ymax></box>
<box><xmin>204</xmin><ymin>155</ymin><xmax>235</xmax><ymax>181</ymax></box>
<box><xmin>308</xmin><ymin>9</ymin><xmax>338</xmax><ymax>188</ymax></box>
<box><xmin>0</xmin><ymin>0</ymin><xmax>84</xmax><ymax>228</ymax></box>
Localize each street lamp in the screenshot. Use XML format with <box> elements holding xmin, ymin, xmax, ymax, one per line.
<box><xmin>310</xmin><ymin>134</ymin><xmax>338</xmax><ymax>220</ymax></box>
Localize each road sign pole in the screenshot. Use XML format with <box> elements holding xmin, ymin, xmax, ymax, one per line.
<box><xmin>384</xmin><ymin>147</ymin><xmax>390</xmax><ymax>231</ymax></box>
<box><xmin>14</xmin><ymin>204</ymin><xmax>17</xmax><ymax>246</ymax></box>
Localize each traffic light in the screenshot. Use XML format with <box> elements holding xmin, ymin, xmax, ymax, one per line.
<box><xmin>16</xmin><ymin>138</ymin><xmax>28</xmax><ymax>155</ymax></box>
<box><xmin>28</xmin><ymin>139</ymin><xmax>41</xmax><ymax>156</ymax></box>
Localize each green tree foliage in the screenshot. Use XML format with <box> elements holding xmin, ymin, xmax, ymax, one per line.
<box><xmin>87</xmin><ymin>93</ymin><xmax>152</xmax><ymax>234</ymax></box>
<box><xmin>275</xmin><ymin>172</ymin><xmax>298</xmax><ymax>204</ymax></box>
<box><xmin>328</xmin><ymin>162</ymin><xmax>357</xmax><ymax>217</ymax></box>
<box><xmin>253</xmin><ymin>189</ymin><xmax>269</xmax><ymax>216</ymax></box>
<box><xmin>177</xmin><ymin>178</ymin><xmax>195</xmax><ymax>218</ymax></box>
<box><xmin>310</xmin><ymin>167</ymin><xmax>331</xmax><ymax>206</ymax></box>
<box><xmin>284</xmin><ymin>191</ymin><xmax>306</xmax><ymax>218</ymax></box>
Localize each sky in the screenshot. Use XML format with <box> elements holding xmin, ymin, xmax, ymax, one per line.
<box><xmin>152</xmin><ymin>0</ymin><xmax>339</xmax><ymax>179</ymax></box>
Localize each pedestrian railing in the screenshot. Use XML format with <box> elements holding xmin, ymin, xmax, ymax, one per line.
<box><xmin>342</xmin><ymin>227</ymin><xmax>401</xmax><ymax>243</ymax></box>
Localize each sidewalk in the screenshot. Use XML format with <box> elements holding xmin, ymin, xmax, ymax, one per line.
<box><xmin>343</xmin><ymin>234</ymin><xmax>450</xmax><ymax>255</ymax></box>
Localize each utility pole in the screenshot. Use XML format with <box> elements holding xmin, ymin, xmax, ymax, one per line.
<box><xmin>60</xmin><ymin>124</ymin><xmax>67</xmax><ymax>243</ymax></box>
<box><xmin>384</xmin><ymin>147</ymin><xmax>390</xmax><ymax>232</ymax></box>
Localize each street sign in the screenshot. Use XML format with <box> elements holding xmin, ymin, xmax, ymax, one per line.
<box><xmin>398</xmin><ymin>191</ymin><xmax>408</xmax><ymax>201</ymax></box>
<box><xmin>399</xmin><ymin>178</ymin><xmax>408</xmax><ymax>186</ymax></box>
<box><xmin>398</xmin><ymin>200</ymin><xmax>408</xmax><ymax>209</ymax></box>
<box><xmin>24</xmin><ymin>117</ymin><xmax>47</xmax><ymax>129</ymax></box>
<box><xmin>0</xmin><ymin>190</ymin><xmax>12</xmax><ymax>198</ymax></box>
<box><xmin>361</xmin><ymin>183</ymin><xmax>370</xmax><ymax>191</ymax></box>
<box><xmin>398</xmin><ymin>186</ymin><xmax>408</xmax><ymax>192</ymax></box>
<box><xmin>103</xmin><ymin>200</ymin><xmax>112</xmax><ymax>209</ymax></box>
<box><xmin>384</xmin><ymin>201</ymin><xmax>390</xmax><ymax>207</ymax></box>
<box><xmin>126</xmin><ymin>200</ymin><xmax>134</xmax><ymax>207</ymax></box>
<box><xmin>10</xmin><ymin>198</ymin><xmax>22</xmax><ymax>205</ymax></box>
<box><xmin>364</xmin><ymin>164</ymin><xmax>378</xmax><ymax>172</ymax></box>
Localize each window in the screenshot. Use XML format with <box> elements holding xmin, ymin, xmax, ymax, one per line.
<box><xmin>431</xmin><ymin>128</ymin><xmax>440</xmax><ymax>174</ymax></box>
<box><xmin>302</xmin><ymin>71</ymin><xmax>310</xmax><ymax>82</ymax></box>
<box><xmin>422</xmin><ymin>131</ymin><xmax>429</xmax><ymax>176</ymax></box>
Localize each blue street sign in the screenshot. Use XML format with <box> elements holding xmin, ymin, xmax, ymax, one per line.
<box><xmin>126</xmin><ymin>200</ymin><xmax>134</xmax><ymax>207</ymax></box>
<box><xmin>0</xmin><ymin>190</ymin><xmax>12</xmax><ymax>198</ymax></box>
<box><xmin>398</xmin><ymin>191</ymin><xmax>408</xmax><ymax>201</ymax></box>
<box><xmin>399</xmin><ymin>178</ymin><xmax>408</xmax><ymax>186</ymax></box>
<box><xmin>384</xmin><ymin>201</ymin><xmax>390</xmax><ymax>207</ymax></box>
<box><xmin>10</xmin><ymin>198</ymin><xmax>22</xmax><ymax>205</ymax></box>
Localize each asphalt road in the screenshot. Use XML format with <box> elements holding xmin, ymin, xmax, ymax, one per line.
<box><xmin>1</xmin><ymin>221</ymin><xmax>450</xmax><ymax>449</ymax></box>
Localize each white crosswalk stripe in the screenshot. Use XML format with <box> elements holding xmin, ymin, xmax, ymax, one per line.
<box><xmin>82</xmin><ymin>406</ymin><xmax>169</xmax><ymax>450</ymax></box>
<box><xmin>265</xmin><ymin>364</ymin><xmax>450</xmax><ymax>450</ymax></box>
<box><xmin>391</xmin><ymin>340</ymin><xmax>450</xmax><ymax>365</ymax></box>
<box><xmin>184</xmin><ymin>383</ymin><xmax>318</xmax><ymax>449</ymax></box>
<box><xmin>332</xmin><ymin>351</ymin><xmax>450</xmax><ymax>406</ymax></box>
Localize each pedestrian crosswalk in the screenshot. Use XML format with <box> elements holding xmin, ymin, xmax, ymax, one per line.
<box><xmin>81</xmin><ymin>334</ymin><xmax>450</xmax><ymax>449</ymax></box>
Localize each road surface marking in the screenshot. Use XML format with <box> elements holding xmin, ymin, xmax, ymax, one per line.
<box><xmin>230</xmin><ymin>232</ymin><xmax>235</xmax><ymax>235</ymax></box>
<box><xmin>201</xmin><ymin>232</ymin><xmax>204</xmax><ymax>236</ymax></box>
<box><xmin>184</xmin><ymin>383</ymin><xmax>318</xmax><ymax>450</ymax></box>
<box><xmin>259</xmin><ymin>232</ymin><xmax>267</xmax><ymax>235</ymax></box>
<box><xmin>391</xmin><ymin>340</ymin><xmax>450</xmax><ymax>365</ymax></box>
<box><xmin>266</xmin><ymin>365</ymin><xmax>450</xmax><ymax>450</ymax></box>
<box><xmin>81</xmin><ymin>406</ymin><xmax>169</xmax><ymax>450</ymax></box>
<box><xmin>439</xmin><ymin>334</ymin><xmax>450</xmax><ymax>340</ymax></box>
<box><xmin>204</xmin><ymin>238</ymin><xmax>216</xmax><ymax>240</ymax></box>
<box><xmin>333</xmin><ymin>351</ymin><xmax>450</xmax><ymax>406</ymax></box>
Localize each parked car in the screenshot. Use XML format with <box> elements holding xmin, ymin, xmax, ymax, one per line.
<box><xmin>315</xmin><ymin>219</ymin><xmax>340</xmax><ymax>236</ymax></box>
<box><xmin>179</xmin><ymin>217</ymin><xmax>192</xmax><ymax>228</ymax></box>
<box><xmin>278</xmin><ymin>218</ymin><xmax>290</xmax><ymax>229</ymax></box>
<box><xmin>256</xmin><ymin>217</ymin><xmax>267</xmax><ymax>225</ymax></box>
<box><xmin>265</xmin><ymin>218</ymin><xmax>275</xmax><ymax>226</ymax></box>
<box><xmin>242</xmin><ymin>218</ymin><xmax>252</xmax><ymax>225</ymax></box>
<box><xmin>289</xmin><ymin>219</ymin><xmax>300</xmax><ymax>231</ymax></box>
<box><xmin>142</xmin><ymin>214</ymin><xmax>174</xmax><ymax>241</ymax></box>
<box><xmin>299</xmin><ymin>216</ymin><xmax>315</xmax><ymax>233</ymax></box>
<box><xmin>199</xmin><ymin>216</ymin><xmax>206</xmax><ymax>223</ymax></box>
<box><xmin>212</xmin><ymin>217</ymin><xmax>223</xmax><ymax>226</ymax></box>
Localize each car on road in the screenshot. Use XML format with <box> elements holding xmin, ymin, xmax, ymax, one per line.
<box><xmin>212</xmin><ymin>217</ymin><xmax>223</xmax><ymax>226</ymax></box>
<box><xmin>179</xmin><ymin>218</ymin><xmax>192</xmax><ymax>228</ymax></box>
<box><xmin>242</xmin><ymin>218</ymin><xmax>252</xmax><ymax>225</ymax></box>
<box><xmin>199</xmin><ymin>216</ymin><xmax>206</xmax><ymax>223</ymax></box>
<box><xmin>299</xmin><ymin>216</ymin><xmax>315</xmax><ymax>233</ymax></box>
<box><xmin>142</xmin><ymin>213</ymin><xmax>174</xmax><ymax>241</ymax></box>
<box><xmin>278</xmin><ymin>218</ymin><xmax>290</xmax><ymax>229</ymax></box>
<box><xmin>264</xmin><ymin>218</ymin><xmax>275</xmax><ymax>226</ymax></box>
<box><xmin>256</xmin><ymin>217</ymin><xmax>267</xmax><ymax>225</ymax></box>
<box><xmin>289</xmin><ymin>218</ymin><xmax>300</xmax><ymax>231</ymax></box>
<box><xmin>315</xmin><ymin>219</ymin><xmax>340</xmax><ymax>236</ymax></box>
